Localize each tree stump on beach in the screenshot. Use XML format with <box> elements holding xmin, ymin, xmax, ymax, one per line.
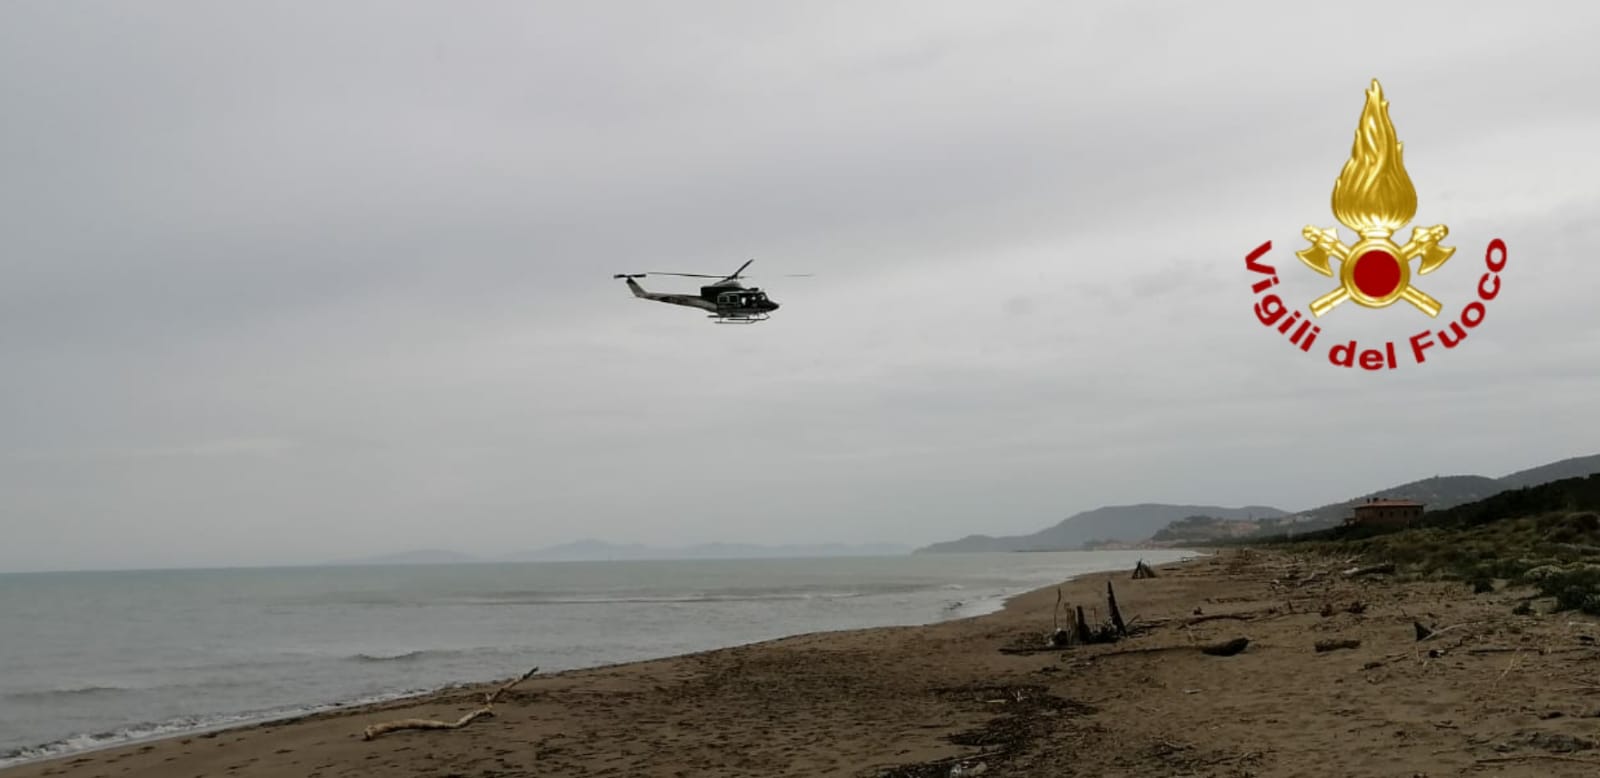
<box><xmin>1107</xmin><ymin>581</ymin><xmax>1128</xmax><ymax>637</ymax></box>
<box><xmin>1074</xmin><ymin>605</ymin><xmax>1094</xmax><ymax>644</ymax></box>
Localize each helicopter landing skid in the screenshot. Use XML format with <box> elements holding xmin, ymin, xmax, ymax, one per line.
<box><xmin>711</xmin><ymin>312</ymin><xmax>769</xmax><ymax>324</ymax></box>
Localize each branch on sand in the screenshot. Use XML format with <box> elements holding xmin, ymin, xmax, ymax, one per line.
<box><xmin>1313</xmin><ymin>638</ymin><xmax>1361</xmax><ymax>653</ymax></box>
<box><xmin>1092</xmin><ymin>637</ymin><xmax>1250</xmax><ymax>660</ymax></box>
<box><xmin>362</xmin><ymin>666</ymin><xmax>539</xmax><ymax>741</ymax></box>
<box><xmin>1476</xmin><ymin>754</ymin><xmax>1600</xmax><ymax>767</ymax></box>
<box><xmin>1183</xmin><ymin>610</ymin><xmax>1271</xmax><ymax>625</ymax></box>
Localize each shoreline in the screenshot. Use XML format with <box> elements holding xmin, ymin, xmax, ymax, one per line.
<box><xmin>0</xmin><ymin>550</ymin><xmax>1203</xmax><ymax>772</ymax></box>
<box><xmin>15</xmin><ymin>546</ymin><xmax>1588</xmax><ymax>776</ymax></box>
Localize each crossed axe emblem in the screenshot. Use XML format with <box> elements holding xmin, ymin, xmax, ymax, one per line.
<box><xmin>1295</xmin><ymin>224</ymin><xmax>1455</xmax><ymax>317</ymax></box>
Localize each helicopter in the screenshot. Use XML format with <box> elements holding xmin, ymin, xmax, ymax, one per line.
<box><xmin>612</xmin><ymin>259</ymin><xmax>809</xmax><ymax>323</ymax></box>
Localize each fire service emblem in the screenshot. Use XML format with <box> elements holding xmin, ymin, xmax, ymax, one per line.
<box><xmin>1243</xmin><ymin>79</ymin><xmax>1507</xmax><ymax>370</ymax></box>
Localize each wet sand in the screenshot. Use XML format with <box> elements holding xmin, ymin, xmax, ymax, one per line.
<box><xmin>7</xmin><ymin>549</ymin><xmax>1600</xmax><ymax>777</ymax></box>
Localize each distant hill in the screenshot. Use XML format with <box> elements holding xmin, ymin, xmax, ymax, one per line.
<box><xmin>1282</xmin><ymin>475</ymin><xmax>1502</xmax><ymax>531</ymax></box>
<box><xmin>1267</xmin><ymin>453</ymin><xmax>1600</xmax><ymax>535</ymax></box>
<box><xmin>914</xmin><ymin>452</ymin><xmax>1600</xmax><ymax>554</ymax></box>
<box><xmin>1418</xmin><ymin>472</ymin><xmax>1600</xmax><ymax>530</ymax></box>
<box><xmin>913</xmin><ymin>504</ymin><xmax>1289</xmax><ymax>554</ymax></box>
<box><xmin>1148</xmin><ymin>515</ymin><xmax>1295</xmax><ymax>544</ymax></box>
<box><xmin>504</xmin><ymin>540</ymin><xmax>912</xmax><ymax>562</ymax></box>
<box><xmin>1288</xmin><ymin>472</ymin><xmax>1600</xmax><ymax>546</ymax></box>
<box><xmin>1496</xmin><ymin>453</ymin><xmax>1600</xmax><ymax>490</ymax></box>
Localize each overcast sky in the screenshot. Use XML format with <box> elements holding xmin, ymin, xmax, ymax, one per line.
<box><xmin>3</xmin><ymin>1</ymin><xmax>1599</xmax><ymax>572</ymax></box>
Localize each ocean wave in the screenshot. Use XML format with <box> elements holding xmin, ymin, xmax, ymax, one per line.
<box><xmin>4</xmin><ymin>685</ymin><xmax>133</xmax><ymax>702</ymax></box>
<box><xmin>0</xmin><ymin>688</ymin><xmax>429</xmax><ymax>769</ymax></box>
<box><xmin>451</xmin><ymin>590</ymin><xmax>871</xmax><ymax>606</ymax></box>
<box><xmin>349</xmin><ymin>648</ymin><xmax>466</xmax><ymax>663</ymax></box>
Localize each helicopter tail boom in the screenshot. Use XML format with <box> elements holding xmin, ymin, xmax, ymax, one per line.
<box><xmin>612</xmin><ymin>274</ymin><xmax>651</xmax><ymax>297</ymax></box>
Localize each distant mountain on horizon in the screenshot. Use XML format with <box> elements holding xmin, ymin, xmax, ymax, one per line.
<box><xmin>330</xmin><ymin>540</ymin><xmax>913</xmax><ymax>566</ymax></box>
<box><xmin>501</xmin><ymin>540</ymin><xmax>912</xmax><ymax>562</ymax></box>
<box><xmin>912</xmin><ymin>504</ymin><xmax>1289</xmax><ymax>555</ymax></box>
<box><xmin>1270</xmin><ymin>452</ymin><xmax>1600</xmax><ymax>534</ymax></box>
<box><xmin>916</xmin><ymin>452</ymin><xmax>1600</xmax><ymax>553</ymax></box>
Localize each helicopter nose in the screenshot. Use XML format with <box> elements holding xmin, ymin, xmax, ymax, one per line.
<box><xmin>768</xmin><ymin>301</ymin><xmax>780</xmax><ymax>310</ymax></box>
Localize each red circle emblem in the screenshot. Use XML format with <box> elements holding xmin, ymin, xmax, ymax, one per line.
<box><xmin>1351</xmin><ymin>249</ymin><xmax>1402</xmax><ymax>299</ymax></box>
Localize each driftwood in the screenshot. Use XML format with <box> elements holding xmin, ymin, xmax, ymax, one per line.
<box><xmin>362</xmin><ymin>666</ymin><xmax>539</xmax><ymax>741</ymax></box>
<box><xmin>483</xmin><ymin>666</ymin><xmax>541</xmax><ymax>705</ymax></box>
<box><xmin>1200</xmin><ymin>637</ymin><xmax>1250</xmax><ymax>656</ymax></box>
<box><xmin>362</xmin><ymin>709</ymin><xmax>494</xmax><ymax>741</ymax></box>
<box><xmin>1321</xmin><ymin>601</ymin><xmax>1367</xmax><ymax>618</ymax></box>
<box><xmin>1004</xmin><ymin>580</ymin><xmax>1136</xmax><ymax>654</ymax></box>
<box><xmin>1185</xmin><ymin>611</ymin><xmax>1265</xmax><ymax>625</ymax></box>
<box><xmin>1098</xmin><ymin>637</ymin><xmax>1250</xmax><ymax>659</ymax></box>
<box><xmin>1476</xmin><ymin>754</ymin><xmax>1600</xmax><ymax>767</ymax></box>
<box><xmin>1107</xmin><ymin>581</ymin><xmax>1128</xmax><ymax>637</ymax></box>
<box><xmin>1343</xmin><ymin>562</ymin><xmax>1396</xmax><ymax>578</ymax></box>
<box><xmin>1132</xmin><ymin>559</ymin><xmax>1159</xmax><ymax>579</ymax></box>
<box><xmin>1314</xmin><ymin>638</ymin><xmax>1361</xmax><ymax>653</ymax></box>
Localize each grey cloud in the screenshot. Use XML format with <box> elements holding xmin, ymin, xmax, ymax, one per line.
<box><xmin>4</xmin><ymin>1</ymin><xmax>1600</xmax><ymax>571</ymax></box>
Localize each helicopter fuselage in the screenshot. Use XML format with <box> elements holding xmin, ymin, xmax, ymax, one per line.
<box><xmin>621</xmin><ymin>277</ymin><xmax>779</xmax><ymax>320</ymax></box>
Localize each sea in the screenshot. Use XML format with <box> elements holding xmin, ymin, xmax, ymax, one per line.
<box><xmin>0</xmin><ymin>548</ymin><xmax>1199</xmax><ymax>767</ymax></box>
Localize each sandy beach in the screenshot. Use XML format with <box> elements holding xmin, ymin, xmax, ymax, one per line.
<box><xmin>7</xmin><ymin>549</ymin><xmax>1600</xmax><ymax>777</ymax></box>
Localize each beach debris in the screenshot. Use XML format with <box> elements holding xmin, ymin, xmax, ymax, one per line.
<box><xmin>885</xmin><ymin>683</ymin><xmax>1092</xmax><ymax>776</ymax></box>
<box><xmin>1184</xmin><ymin>608</ymin><xmax>1272</xmax><ymax>625</ymax></box>
<box><xmin>1200</xmin><ymin>637</ymin><xmax>1250</xmax><ymax>656</ymax></box>
<box><xmin>1100</xmin><ymin>637</ymin><xmax>1248</xmax><ymax>656</ymax></box>
<box><xmin>1322</xmin><ymin>601</ymin><xmax>1367</xmax><ymax>618</ymax></box>
<box><xmin>361</xmin><ymin>666</ymin><xmax>538</xmax><ymax>741</ymax></box>
<box><xmin>1107</xmin><ymin>580</ymin><xmax>1128</xmax><ymax>637</ymax></box>
<box><xmin>1343</xmin><ymin>562</ymin><xmax>1397</xmax><ymax>578</ymax></box>
<box><xmin>1413</xmin><ymin>620</ymin><xmax>1435</xmax><ymax>640</ymax></box>
<box><xmin>1076</xmin><ymin>606</ymin><xmax>1104</xmax><ymax>643</ymax></box>
<box><xmin>361</xmin><ymin>708</ymin><xmax>495</xmax><ymax>741</ymax></box>
<box><xmin>1314</xmin><ymin>638</ymin><xmax>1362</xmax><ymax>653</ymax></box>
<box><xmin>1004</xmin><ymin>583</ymin><xmax>1136</xmax><ymax>654</ymax></box>
<box><xmin>1132</xmin><ymin>559</ymin><xmax>1159</xmax><ymax>579</ymax></box>
<box><xmin>1476</xmin><ymin>754</ymin><xmax>1600</xmax><ymax>767</ymax></box>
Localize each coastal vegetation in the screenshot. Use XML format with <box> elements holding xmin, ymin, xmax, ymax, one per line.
<box><xmin>1251</xmin><ymin>474</ymin><xmax>1600</xmax><ymax>616</ymax></box>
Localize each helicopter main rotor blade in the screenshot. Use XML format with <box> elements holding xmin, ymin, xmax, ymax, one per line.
<box><xmin>646</xmin><ymin>272</ymin><xmax>726</xmax><ymax>278</ymax></box>
<box><xmin>727</xmin><ymin>258</ymin><xmax>755</xmax><ymax>279</ymax></box>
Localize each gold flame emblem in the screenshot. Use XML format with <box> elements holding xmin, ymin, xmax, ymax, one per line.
<box><xmin>1296</xmin><ymin>79</ymin><xmax>1454</xmax><ymax>317</ymax></box>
